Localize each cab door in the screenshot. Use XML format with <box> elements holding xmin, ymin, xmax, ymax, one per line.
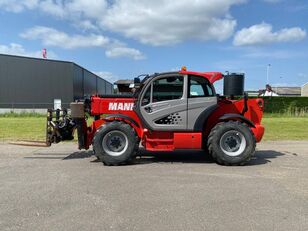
<box><xmin>138</xmin><ymin>74</ymin><xmax>187</xmax><ymax>131</ymax></box>
<box><xmin>187</xmin><ymin>75</ymin><xmax>217</xmax><ymax>131</ymax></box>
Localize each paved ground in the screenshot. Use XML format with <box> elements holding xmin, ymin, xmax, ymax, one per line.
<box><xmin>0</xmin><ymin>141</ymin><xmax>307</xmax><ymax>231</ymax></box>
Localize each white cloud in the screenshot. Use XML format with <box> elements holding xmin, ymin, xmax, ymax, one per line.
<box><xmin>5</xmin><ymin>1</ymin><xmax>306</xmax><ymax>50</ymax></box>
<box><xmin>234</xmin><ymin>23</ymin><xmax>306</xmax><ymax>46</ymax></box>
<box><xmin>101</xmin><ymin>0</ymin><xmax>245</xmax><ymax>46</ymax></box>
<box><xmin>1</xmin><ymin>0</ymin><xmax>247</xmax><ymax>46</ymax></box>
<box><xmin>0</xmin><ymin>0</ymin><xmax>38</xmax><ymax>13</ymax></box>
<box><xmin>77</xmin><ymin>20</ymin><xmax>99</xmax><ymax>31</ymax></box>
<box><xmin>0</xmin><ymin>0</ymin><xmax>107</xmax><ymax>17</ymax></box>
<box><xmin>20</xmin><ymin>26</ymin><xmax>145</xmax><ymax>60</ymax></box>
<box><xmin>64</xmin><ymin>0</ymin><xmax>107</xmax><ymax>19</ymax></box>
<box><xmin>105</xmin><ymin>47</ymin><xmax>145</xmax><ymax>60</ymax></box>
<box><xmin>0</xmin><ymin>42</ymin><xmax>57</xmax><ymax>59</ymax></box>
<box><xmin>20</xmin><ymin>26</ymin><xmax>109</xmax><ymax>49</ymax></box>
<box><xmin>38</xmin><ymin>0</ymin><xmax>65</xmax><ymax>17</ymax></box>
<box><xmin>94</xmin><ymin>71</ymin><xmax>118</xmax><ymax>83</ymax></box>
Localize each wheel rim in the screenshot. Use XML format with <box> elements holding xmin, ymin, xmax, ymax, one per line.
<box><xmin>102</xmin><ymin>130</ymin><xmax>128</xmax><ymax>157</ymax></box>
<box><xmin>219</xmin><ymin>130</ymin><xmax>246</xmax><ymax>157</ymax></box>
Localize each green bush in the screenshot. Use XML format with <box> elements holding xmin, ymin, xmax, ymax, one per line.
<box><xmin>262</xmin><ymin>97</ymin><xmax>308</xmax><ymax>115</ymax></box>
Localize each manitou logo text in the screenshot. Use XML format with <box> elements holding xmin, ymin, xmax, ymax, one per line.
<box><xmin>108</xmin><ymin>102</ymin><xmax>134</xmax><ymax>111</ymax></box>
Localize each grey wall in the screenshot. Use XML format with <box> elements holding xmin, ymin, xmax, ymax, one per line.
<box><xmin>73</xmin><ymin>65</ymin><xmax>84</xmax><ymax>100</ymax></box>
<box><xmin>72</xmin><ymin>64</ymin><xmax>112</xmax><ymax>99</ymax></box>
<box><xmin>106</xmin><ymin>82</ymin><xmax>113</xmax><ymax>94</ymax></box>
<box><xmin>97</xmin><ymin>78</ymin><xmax>106</xmax><ymax>95</ymax></box>
<box><xmin>84</xmin><ymin>69</ymin><xmax>97</xmax><ymax>97</ymax></box>
<box><xmin>0</xmin><ymin>54</ymin><xmax>113</xmax><ymax>109</ymax></box>
<box><xmin>0</xmin><ymin>55</ymin><xmax>73</xmax><ymax>108</ymax></box>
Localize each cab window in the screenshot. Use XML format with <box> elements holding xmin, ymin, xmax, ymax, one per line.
<box><xmin>152</xmin><ymin>76</ymin><xmax>184</xmax><ymax>102</ymax></box>
<box><xmin>189</xmin><ymin>76</ymin><xmax>214</xmax><ymax>97</ymax></box>
<box><xmin>141</xmin><ymin>86</ymin><xmax>151</xmax><ymax>106</ymax></box>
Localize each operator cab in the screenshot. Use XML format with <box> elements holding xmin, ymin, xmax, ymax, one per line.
<box><xmin>134</xmin><ymin>71</ymin><xmax>218</xmax><ymax>131</ymax></box>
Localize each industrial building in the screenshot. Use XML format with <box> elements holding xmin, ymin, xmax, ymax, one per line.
<box><xmin>0</xmin><ymin>54</ymin><xmax>113</xmax><ymax>111</ymax></box>
<box><xmin>302</xmin><ymin>83</ymin><xmax>308</xmax><ymax>96</ymax></box>
<box><xmin>250</xmin><ymin>85</ymin><xmax>304</xmax><ymax>97</ymax></box>
<box><xmin>271</xmin><ymin>86</ymin><xmax>301</xmax><ymax>96</ymax></box>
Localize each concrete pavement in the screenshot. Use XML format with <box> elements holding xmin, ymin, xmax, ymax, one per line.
<box><xmin>0</xmin><ymin>141</ymin><xmax>307</xmax><ymax>231</ymax></box>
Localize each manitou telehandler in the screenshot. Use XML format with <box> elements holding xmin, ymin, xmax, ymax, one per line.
<box><xmin>46</xmin><ymin>67</ymin><xmax>265</xmax><ymax>166</ymax></box>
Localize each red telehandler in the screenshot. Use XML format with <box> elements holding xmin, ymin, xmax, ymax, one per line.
<box><xmin>46</xmin><ymin>68</ymin><xmax>265</xmax><ymax>166</ymax></box>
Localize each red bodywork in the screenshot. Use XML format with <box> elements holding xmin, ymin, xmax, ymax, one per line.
<box><xmin>179</xmin><ymin>70</ymin><xmax>224</xmax><ymax>84</ymax></box>
<box><xmin>83</xmin><ymin>71</ymin><xmax>264</xmax><ymax>151</ymax></box>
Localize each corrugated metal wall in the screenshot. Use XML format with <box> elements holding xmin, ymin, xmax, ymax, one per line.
<box><xmin>73</xmin><ymin>64</ymin><xmax>84</xmax><ymax>100</ymax></box>
<box><xmin>0</xmin><ymin>54</ymin><xmax>113</xmax><ymax>109</ymax></box>
<box><xmin>97</xmin><ymin>77</ymin><xmax>106</xmax><ymax>95</ymax></box>
<box><xmin>72</xmin><ymin>64</ymin><xmax>113</xmax><ymax>100</ymax></box>
<box><xmin>0</xmin><ymin>55</ymin><xmax>74</xmax><ymax>108</ymax></box>
<box><xmin>83</xmin><ymin>69</ymin><xmax>97</xmax><ymax>97</ymax></box>
<box><xmin>106</xmin><ymin>82</ymin><xmax>113</xmax><ymax>94</ymax></box>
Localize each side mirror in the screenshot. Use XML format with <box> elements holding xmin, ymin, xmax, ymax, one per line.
<box><xmin>134</xmin><ymin>77</ymin><xmax>141</xmax><ymax>88</ymax></box>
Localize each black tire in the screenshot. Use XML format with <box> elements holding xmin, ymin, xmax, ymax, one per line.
<box><xmin>93</xmin><ymin>121</ymin><xmax>138</xmax><ymax>166</ymax></box>
<box><xmin>207</xmin><ymin>121</ymin><xmax>256</xmax><ymax>166</ymax></box>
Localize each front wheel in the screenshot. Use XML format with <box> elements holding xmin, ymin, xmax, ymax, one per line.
<box><xmin>93</xmin><ymin>121</ymin><xmax>138</xmax><ymax>166</ymax></box>
<box><xmin>207</xmin><ymin>121</ymin><xmax>256</xmax><ymax>166</ymax></box>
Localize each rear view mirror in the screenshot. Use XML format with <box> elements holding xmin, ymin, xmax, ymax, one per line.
<box><xmin>134</xmin><ymin>77</ymin><xmax>141</xmax><ymax>88</ymax></box>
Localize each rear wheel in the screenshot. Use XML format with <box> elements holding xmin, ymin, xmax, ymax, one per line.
<box><xmin>93</xmin><ymin>121</ymin><xmax>138</xmax><ymax>166</ymax></box>
<box><xmin>207</xmin><ymin>121</ymin><xmax>256</xmax><ymax>166</ymax></box>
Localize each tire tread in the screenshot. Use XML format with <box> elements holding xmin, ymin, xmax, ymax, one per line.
<box><xmin>93</xmin><ymin>121</ymin><xmax>139</xmax><ymax>166</ymax></box>
<box><xmin>207</xmin><ymin>120</ymin><xmax>256</xmax><ymax>166</ymax></box>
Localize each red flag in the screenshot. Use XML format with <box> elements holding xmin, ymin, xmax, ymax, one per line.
<box><xmin>42</xmin><ymin>48</ymin><xmax>47</xmax><ymax>59</ymax></box>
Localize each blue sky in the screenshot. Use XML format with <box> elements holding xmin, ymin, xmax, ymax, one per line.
<box><xmin>0</xmin><ymin>0</ymin><xmax>307</xmax><ymax>90</ymax></box>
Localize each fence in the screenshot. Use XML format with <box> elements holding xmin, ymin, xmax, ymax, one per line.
<box><xmin>0</xmin><ymin>103</ymin><xmax>71</xmax><ymax>114</ymax></box>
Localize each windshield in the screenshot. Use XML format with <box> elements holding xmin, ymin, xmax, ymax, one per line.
<box><xmin>133</xmin><ymin>74</ymin><xmax>155</xmax><ymax>98</ymax></box>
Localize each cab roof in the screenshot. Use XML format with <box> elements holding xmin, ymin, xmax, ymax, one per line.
<box><xmin>141</xmin><ymin>70</ymin><xmax>223</xmax><ymax>86</ymax></box>
<box><xmin>179</xmin><ymin>70</ymin><xmax>223</xmax><ymax>84</ymax></box>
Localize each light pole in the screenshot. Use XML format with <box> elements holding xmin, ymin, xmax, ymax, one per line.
<box><xmin>266</xmin><ymin>64</ymin><xmax>271</xmax><ymax>84</ymax></box>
